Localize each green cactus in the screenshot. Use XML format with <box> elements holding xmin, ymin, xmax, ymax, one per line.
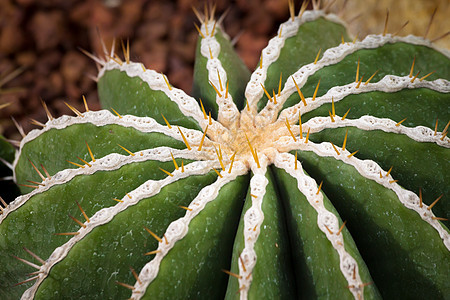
<box><xmin>0</xmin><ymin>116</ymin><xmax>18</xmax><ymax>204</ymax></box>
<box><xmin>1</xmin><ymin>3</ymin><xmax>449</xmax><ymax>300</ymax></box>
<box><xmin>0</xmin><ymin>67</ymin><xmax>25</xmax><ymax>203</ymax></box>
<box><xmin>0</xmin><ymin>103</ymin><xmax>16</xmax><ymax>175</ymax></box>
<box><xmin>0</xmin><ymin>134</ymin><xmax>18</xmax><ymax>201</ymax></box>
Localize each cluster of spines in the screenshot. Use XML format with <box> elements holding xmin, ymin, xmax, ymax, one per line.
<box><xmin>130</xmin><ymin>161</ymin><xmax>248</xmax><ymax>296</ymax></box>
<box><xmin>257</xmin><ymin>47</ymin><xmax>448</xmax><ymax>135</ymax></box>
<box><xmin>273</xmin><ymin>152</ymin><xmax>368</xmax><ymax>299</ymax></box>
<box><xmin>17</xmin><ymin>158</ymin><xmax>223</xmax><ymax>298</ymax></box>
<box><xmin>286</xmin><ymin>137</ymin><xmax>447</xmax><ymax>224</ymax></box>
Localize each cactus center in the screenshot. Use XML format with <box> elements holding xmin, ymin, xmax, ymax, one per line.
<box><xmin>212</xmin><ymin>112</ymin><xmax>289</xmax><ymax>167</ymax></box>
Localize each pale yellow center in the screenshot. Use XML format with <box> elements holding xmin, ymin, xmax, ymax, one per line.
<box><xmin>211</xmin><ymin>112</ymin><xmax>289</xmax><ymax>168</ymax></box>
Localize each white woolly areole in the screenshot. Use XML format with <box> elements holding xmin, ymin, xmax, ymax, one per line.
<box><xmin>98</xmin><ymin>61</ymin><xmax>207</xmax><ymax>127</ymax></box>
<box><xmin>252</xmin><ymin>27</ymin><xmax>449</xmax><ymax>123</ymax></box>
<box><xmin>277</xmin><ymin>139</ymin><xmax>450</xmax><ymax>251</ymax></box>
<box><xmin>271</xmin><ymin>114</ymin><xmax>449</xmax><ymax>156</ymax></box>
<box><xmin>199</xmin><ymin>27</ymin><xmax>240</xmax><ymax>127</ymax></box>
<box><xmin>21</xmin><ymin>160</ymin><xmax>219</xmax><ymax>300</ymax></box>
<box><xmin>237</xmin><ymin>157</ymin><xmax>270</xmax><ymax>299</ymax></box>
<box><xmin>98</xmin><ymin>60</ymin><xmax>229</xmax><ymax>140</ymax></box>
<box><xmin>277</xmin><ymin>75</ymin><xmax>450</xmax><ymax>127</ymax></box>
<box><xmin>12</xmin><ymin>110</ymin><xmax>213</xmax><ymax>181</ymax></box>
<box><xmin>302</xmin><ymin>115</ymin><xmax>450</xmax><ymax>146</ymax></box>
<box><xmin>131</xmin><ymin>162</ymin><xmax>247</xmax><ymax>299</ymax></box>
<box><xmin>1</xmin><ymin>147</ymin><xmax>213</xmax><ymax>224</ymax></box>
<box><xmin>273</xmin><ymin>152</ymin><xmax>364</xmax><ymax>300</ymax></box>
<box><xmin>245</xmin><ymin>10</ymin><xmax>346</xmax><ymax>110</ymax></box>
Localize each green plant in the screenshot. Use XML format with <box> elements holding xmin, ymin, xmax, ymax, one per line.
<box><xmin>0</xmin><ymin>67</ymin><xmax>25</xmax><ymax>203</ymax></box>
<box><xmin>0</xmin><ymin>134</ymin><xmax>18</xmax><ymax>202</ymax></box>
<box><xmin>0</xmin><ymin>103</ymin><xmax>16</xmax><ymax>176</ymax></box>
<box><xmin>1</xmin><ymin>2</ymin><xmax>449</xmax><ymax>299</ymax></box>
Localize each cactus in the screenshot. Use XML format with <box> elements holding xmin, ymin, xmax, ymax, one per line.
<box><xmin>0</xmin><ymin>103</ymin><xmax>15</xmax><ymax>180</ymax></box>
<box><xmin>1</xmin><ymin>3</ymin><xmax>449</xmax><ymax>299</ymax></box>
<box><xmin>1</xmin><ymin>67</ymin><xmax>24</xmax><ymax>203</ymax></box>
<box><xmin>0</xmin><ymin>134</ymin><xmax>18</xmax><ymax>201</ymax></box>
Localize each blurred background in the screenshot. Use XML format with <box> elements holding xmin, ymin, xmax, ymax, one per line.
<box><xmin>0</xmin><ymin>0</ymin><xmax>448</xmax><ymax>141</ymax></box>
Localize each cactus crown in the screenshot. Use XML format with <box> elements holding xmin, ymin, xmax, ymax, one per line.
<box><xmin>1</xmin><ymin>2</ymin><xmax>449</xmax><ymax>299</ymax></box>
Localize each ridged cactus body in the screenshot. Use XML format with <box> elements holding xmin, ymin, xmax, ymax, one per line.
<box><xmin>0</xmin><ymin>135</ymin><xmax>18</xmax><ymax>202</ymax></box>
<box><xmin>1</xmin><ymin>6</ymin><xmax>449</xmax><ymax>300</ymax></box>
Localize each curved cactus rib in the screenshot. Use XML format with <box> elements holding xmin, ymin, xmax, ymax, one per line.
<box><xmin>293</xmin><ymin>146</ymin><xmax>450</xmax><ymax>299</ymax></box>
<box><xmin>277</xmin><ymin>76</ymin><xmax>449</xmax><ymax>127</ymax></box>
<box><xmin>302</xmin><ymin>115</ymin><xmax>449</xmax><ymax>146</ymax></box>
<box><xmin>33</xmin><ymin>172</ymin><xmax>218</xmax><ymax>299</ymax></box>
<box><xmin>308</xmin><ymin>128</ymin><xmax>450</xmax><ymax>224</ymax></box>
<box><xmin>133</xmin><ymin>163</ymin><xmax>248</xmax><ymax>299</ymax></box>
<box><xmin>280</xmin><ymin>139</ymin><xmax>449</xmax><ymax>245</ymax></box>
<box><xmin>94</xmin><ymin>37</ymin><xmax>207</xmax><ymax>130</ymax></box>
<box><xmin>298</xmin><ymin>42</ymin><xmax>449</xmax><ymax>98</ymax></box>
<box><xmin>14</xmin><ymin>110</ymin><xmax>217</xmax><ymax>192</ymax></box>
<box><xmin>193</xmin><ymin>15</ymin><xmax>251</xmax><ymax>121</ymax></box>
<box><xmin>17</xmin><ymin>110</ymin><xmax>208</xmax><ymax>147</ymax></box>
<box><xmin>270</xmin><ymin>114</ymin><xmax>448</xmax><ymax>161</ymax></box>
<box><xmin>0</xmin><ymin>149</ymin><xmax>205</xmax><ymax>298</ymax></box>
<box><xmin>0</xmin><ymin>136</ymin><xmax>19</xmax><ymax>202</ymax></box>
<box><xmin>275</xmin><ymin>35</ymin><xmax>449</xmax><ymax>115</ymax></box>
<box><xmin>226</xmin><ymin>159</ymin><xmax>296</xmax><ymax>299</ymax></box>
<box><xmin>263</xmin><ymin>17</ymin><xmax>349</xmax><ymax>97</ymax></box>
<box><xmin>272</xmin><ymin>152</ymin><xmax>381</xmax><ymax>299</ymax></box>
<box><xmin>23</xmin><ymin>161</ymin><xmax>219</xmax><ymax>299</ymax></box>
<box><xmin>196</xmin><ymin>28</ymin><xmax>240</xmax><ymax>127</ymax></box>
<box><xmin>0</xmin><ymin>135</ymin><xmax>15</xmax><ymax>166</ymax></box>
<box><xmin>98</xmin><ymin>64</ymin><xmax>204</xmax><ymax>130</ymax></box>
<box><xmin>236</xmin><ymin>163</ymin><xmax>269</xmax><ymax>296</ymax></box>
<box><xmin>299</xmin><ymin>88</ymin><xmax>449</xmax><ymax>131</ymax></box>
<box><xmin>227</xmin><ymin>165</ymin><xmax>297</xmax><ymax>299</ymax></box>
<box><xmin>2</xmin><ymin>147</ymin><xmax>209</xmax><ymax>222</ymax></box>
<box><xmin>244</xmin><ymin>10</ymin><xmax>349</xmax><ymax>113</ymax></box>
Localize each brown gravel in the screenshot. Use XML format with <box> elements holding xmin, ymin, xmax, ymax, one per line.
<box><xmin>0</xmin><ymin>0</ymin><xmax>294</xmax><ymax>141</ymax></box>
<box><xmin>0</xmin><ymin>0</ymin><xmax>448</xmax><ymax>143</ymax></box>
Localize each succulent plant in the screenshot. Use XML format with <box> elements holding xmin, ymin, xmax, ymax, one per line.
<box><xmin>1</xmin><ymin>2</ymin><xmax>449</xmax><ymax>299</ymax></box>
<box><xmin>0</xmin><ymin>67</ymin><xmax>25</xmax><ymax>203</ymax></box>
<box><xmin>0</xmin><ymin>134</ymin><xmax>18</xmax><ymax>201</ymax></box>
<box><xmin>0</xmin><ymin>103</ymin><xmax>15</xmax><ymax>175</ymax></box>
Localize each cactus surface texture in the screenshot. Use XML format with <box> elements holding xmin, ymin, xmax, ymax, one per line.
<box><xmin>1</xmin><ymin>3</ymin><xmax>449</xmax><ymax>300</ymax></box>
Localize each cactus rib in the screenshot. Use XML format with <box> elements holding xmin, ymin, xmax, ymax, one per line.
<box><xmin>21</xmin><ymin>160</ymin><xmax>219</xmax><ymax>298</ymax></box>
<box><xmin>132</xmin><ymin>163</ymin><xmax>248</xmax><ymax>296</ymax></box>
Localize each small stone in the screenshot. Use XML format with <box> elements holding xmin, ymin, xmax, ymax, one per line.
<box><xmin>29</xmin><ymin>11</ymin><xmax>65</xmax><ymax>51</ymax></box>
<box><xmin>61</xmin><ymin>51</ymin><xmax>88</xmax><ymax>83</ymax></box>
